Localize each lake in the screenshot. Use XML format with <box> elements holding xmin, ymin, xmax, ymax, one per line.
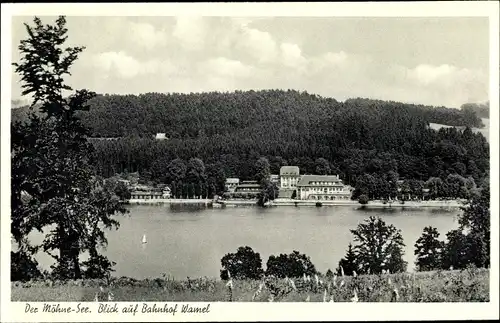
<box><xmin>26</xmin><ymin>205</ymin><xmax>460</xmax><ymax>279</ymax></box>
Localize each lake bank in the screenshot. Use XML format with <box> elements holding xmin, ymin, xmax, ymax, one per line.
<box><xmin>11</xmin><ymin>268</ymin><xmax>489</xmax><ymax>302</ymax></box>
<box><xmin>128</xmin><ymin>198</ymin><xmax>465</xmax><ymax>209</ymax></box>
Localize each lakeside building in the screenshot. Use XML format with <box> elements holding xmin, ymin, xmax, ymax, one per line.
<box><xmin>296</xmin><ymin>175</ymin><xmax>352</xmax><ymax>200</ymax></box>
<box><xmin>155</xmin><ymin>133</ymin><xmax>168</xmax><ymax>140</ymax></box>
<box><xmin>131</xmin><ymin>187</ymin><xmax>171</xmax><ymax>200</ymax></box>
<box><xmin>269</xmin><ymin>174</ymin><xmax>280</xmax><ymax>185</ymax></box>
<box><xmin>232</xmin><ymin>180</ymin><xmax>261</xmax><ymax>198</ymax></box>
<box><xmin>280</xmin><ymin>166</ymin><xmax>300</xmax><ymax>189</ymax></box>
<box><xmin>225</xmin><ymin>178</ymin><xmax>240</xmax><ymax>192</ymax></box>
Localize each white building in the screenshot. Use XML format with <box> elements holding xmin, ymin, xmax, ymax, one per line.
<box><xmin>269</xmin><ymin>174</ymin><xmax>280</xmax><ymax>185</ymax></box>
<box><xmin>225</xmin><ymin>178</ymin><xmax>240</xmax><ymax>192</ymax></box>
<box><xmin>155</xmin><ymin>133</ymin><xmax>167</xmax><ymax>140</ymax></box>
<box><xmin>296</xmin><ymin>175</ymin><xmax>352</xmax><ymax>200</ymax></box>
<box><xmin>280</xmin><ymin>166</ymin><xmax>300</xmax><ymax>189</ymax></box>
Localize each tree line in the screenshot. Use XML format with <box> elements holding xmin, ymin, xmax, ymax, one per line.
<box><xmin>12</xmin><ymin>92</ymin><xmax>486</xmax><ymax>138</ymax></box>
<box><xmin>460</xmin><ymin>102</ymin><xmax>489</xmax><ymax>120</ymax></box>
<box><xmin>353</xmin><ymin>172</ymin><xmax>483</xmax><ymax>202</ymax></box>
<box><xmin>12</xmin><ymin>87</ymin><xmax>489</xmax><ymax>191</ymax></box>
<box><xmin>219</xmin><ymin>185</ymin><xmax>490</xmax><ymax>280</ymax></box>
<box><xmin>87</xmin><ymin>122</ymin><xmax>489</xmax><ymax>199</ymax></box>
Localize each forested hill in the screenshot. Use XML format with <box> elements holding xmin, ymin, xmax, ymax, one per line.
<box><xmin>12</xmin><ymin>90</ymin><xmax>484</xmax><ymax>137</ymax></box>
<box><xmin>11</xmin><ymin>90</ymin><xmax>489</xmax><ymax>186</ymax></box>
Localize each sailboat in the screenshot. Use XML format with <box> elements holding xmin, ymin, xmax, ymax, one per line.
<box><xmin>142</xmin><ymin>234</ymin><xmax>147</xmax><ymax>244</ymax></box>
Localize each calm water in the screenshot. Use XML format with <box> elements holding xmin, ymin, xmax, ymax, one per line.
<box><xmin>27</xmin><ymin>205</ymin><xmax>460</xmax><ymax>279</ymax></box>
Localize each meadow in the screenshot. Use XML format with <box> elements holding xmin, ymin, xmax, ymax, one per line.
<box><xmin>11</xmin><ymin>268</ymin><xmax>489</xmax><ymax>302</ymax></box>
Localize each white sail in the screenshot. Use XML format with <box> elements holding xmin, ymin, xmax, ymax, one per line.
<box><xmin>142</xmin><ymin>234</ymin><xmax>147</xmax><ymax>244</ymax></box>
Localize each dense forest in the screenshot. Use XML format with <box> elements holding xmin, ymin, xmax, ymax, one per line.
<box><xmin>460</xmin><ymin>101</ymin><xmax>490</xmax><ymax>119</ymax></box>
<box><xmin>12</xmin><ymin>90</ymin><xmax>490</xmax><ymax>196</ymax></box>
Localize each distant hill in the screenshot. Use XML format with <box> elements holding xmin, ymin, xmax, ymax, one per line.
<box><xmin>11</xmin><ymin>90</ymin><xmax>489</xmax><ymax>183</ymax></box>
<box><xmin>11</xmin><ymin>90</ymin><xmax>485</xmax><ymax>137</ymax></box>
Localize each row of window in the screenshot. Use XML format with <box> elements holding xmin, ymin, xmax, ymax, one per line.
<box><xmin>301</xmin><ymin>187</ymin><xmax>346</xmax><ymax>192</ymax></box>
<box><xmin>308</xmin><ymin>181</ymin><xmax>341</xmax><ymax>186</ymax></box>
<box><xmin>308</xmin><ymin>195</ymin><xmax>350</xmax><ymax>200</ymax></box>
<box><xmin>235</xmin><ymin>188</ymin><xmax>260</xmax><ymax>192</ymax></box>
<box><xmin>131</xmin><ymin>195</ymin><xmax>170</xmax><ymax>199</ymax></box>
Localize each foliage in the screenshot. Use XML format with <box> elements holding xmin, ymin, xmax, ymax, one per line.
<box><xmin>315</xmin><ymin>158</ymin><xmax>331</xmax><ymax>175</ymax></box>
<box><xmin>414</xmin><ymin>227</ymin><xmax>444</xmax><ymax>271</ymax></box>
<box><xmin>358</xmin><ymin>194</ymin><xmax>369</xmax><ymax>205</ymax></box>
<box><xmin>349</xmin><ymin>216</ymin><xmax>407</xmax><ymax>274</ymax></box>
<box><xmin>337</xmin><ymin>243</ymin><xmax>359</xmax><ymax>276</ymax></box>
<box><xmin>220</xmin><ymin>246</ymin><xmax>264</xmax><ymax>280</ymax></box>
<box><xmin>257</xmin><ymin>179</ymin><xmax>279</xmax><ymax>206</ymax></box>
<box><xmin>104</xmin><ymin>178</ymin><xmax>131</xmax><ymax>201</ymax></box>
<box><xmin>441</xmin><ymin>186</ymin><xmax>490</xmax><ymax>270</ymax></box>
<box><xmin>254</xmin><ymin>157</ymin><xmax>271</xmax><ymax>185</ymax></box>
<box><xmin>265</xmin><ymin>250</ymin><xmax>317</xmax><ymax>278</ymax></box>
<box><xmin>461</xmin><ymin>101</ymin><xmax>489</xmax><ymax>120</ymax></box>
<box><xmin>458</xmin><ymin>185</ymin><xmax>490</xmax><ymax>268</ymax></box>
<box><xmin>441</xmin><ymin>229</ymin><xmax>471</xmax><ymax>270</ymax></box>
<box><xmin>11</xmin><ymin>16</ymin><xmax>127</xmax><ymax>280</ymax></box>
<box><xmin>11</xmin><ymin>251</ymin><xmax>43</xmax><ymax>282</ymax></box>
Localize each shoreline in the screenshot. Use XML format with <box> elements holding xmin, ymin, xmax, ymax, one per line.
<box><xmin>127</xmin><ymin>198</ymin><xmax>466</xmax><ymax>209</ymax></box>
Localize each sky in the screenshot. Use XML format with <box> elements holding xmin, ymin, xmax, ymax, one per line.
<box><xmin>10</xmin><ymin>16</ymin><xmax>490</xmax><ymax>109</ymax></box>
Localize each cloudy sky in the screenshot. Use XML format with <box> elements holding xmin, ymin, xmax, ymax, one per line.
<box><xmin>10</xmin><ymin>16</ymin><xmax>489</xmax><ymax>108</ymax></box>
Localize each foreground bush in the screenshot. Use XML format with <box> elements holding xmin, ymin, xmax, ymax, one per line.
<box><xmin>266</xmin><ymin>250</ymin><xmax>317</xmax><ymax>278</ymax></box>
<box><xmin>220</xmin><ymin>246</ymin><xmax>264</xmax><ymax>280</ymax></box>
<box><xmin>11</xmin><ymin>251</ymin><xmax>43</xmax><ymax>282</ymax></box>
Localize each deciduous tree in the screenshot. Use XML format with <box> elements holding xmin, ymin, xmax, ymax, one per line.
<box><xmin>349</xmin><ymin>216</ymin><xmax>407</xmax><ymax>274</ymax></box>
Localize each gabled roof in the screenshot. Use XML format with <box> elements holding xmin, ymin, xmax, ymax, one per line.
<box><xmin>280</xmin><ymin>166</ymin><xmax>300</xmax><ymax>176</ymax></box>
<box><xmin>297</xmin><ymin>175</ymin><xmax>344</xmax><ymax>187</ymax></box>
<box><xmin>226</xmin><ymin>178</ymin><xmax>240</xmax><ymax>183</ymax></box>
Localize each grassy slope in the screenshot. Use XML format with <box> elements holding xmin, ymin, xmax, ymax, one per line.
<box><xmin>11</xmin><ymin>268</ymin><xmax>489</xmax><ymax>302</ymax></box>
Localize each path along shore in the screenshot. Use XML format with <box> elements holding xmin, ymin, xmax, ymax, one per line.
<box><xmin>128</xmin><ymin>198</ymin><xmax>466</xmax><ymax>209</ymax></box>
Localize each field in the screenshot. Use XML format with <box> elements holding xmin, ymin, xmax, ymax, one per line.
<box><xmin>11</xmin><ymin>268</ymin><xmax>489</xmax><ymax>302</ymax></box>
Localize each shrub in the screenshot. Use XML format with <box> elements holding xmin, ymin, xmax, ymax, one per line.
<box><xmin>325</xmin><ymin>269</ymin><xmax>334</xmax><ymax>279</ymax></box>
<box><xmin>266</xmin><ymin>250</ymin><xmax>317</xmax><ymax>278</ymax></box>
<box><xmin>358</xmin><ymin>194</ymin><xmax>369</xmax><ymax>205</ymax></box>
<box><xmin>11</xmin><ymin>251</ymin><xmax>43</xmax><ymax>281</ymax></box>
<box><xmin>220</xmin><ymin>246</ymin><xmax>264</xmax><ymax>280</ymax></box>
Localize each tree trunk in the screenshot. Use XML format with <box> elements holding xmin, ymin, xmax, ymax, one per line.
<box><xmin>58</xmin><ymin>225</ymin><xmax>81</xmax><ymax>279</ymax></box>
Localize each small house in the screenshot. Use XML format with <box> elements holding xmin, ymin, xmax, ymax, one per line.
<box><xmin>155</xmin><ymin>133</ymin><xmax>168</xmax><ymax>140</ymax></box>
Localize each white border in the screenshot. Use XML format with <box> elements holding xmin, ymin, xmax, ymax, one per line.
<box><xmin>1</xmin><ymin>2</ymin><xmax>499</xmax><ymax>322</ymax></box>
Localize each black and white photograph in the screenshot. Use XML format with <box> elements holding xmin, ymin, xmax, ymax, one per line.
<box><xmin>1</xmin><ymin>2</ymin><xmax>499</xmax><ymax>322</ymax></box>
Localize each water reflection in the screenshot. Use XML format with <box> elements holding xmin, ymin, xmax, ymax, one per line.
<box><xmin>168</xmin><ymin>203</ymin><xmax>208</xmax><ymax>213</ymax></box>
